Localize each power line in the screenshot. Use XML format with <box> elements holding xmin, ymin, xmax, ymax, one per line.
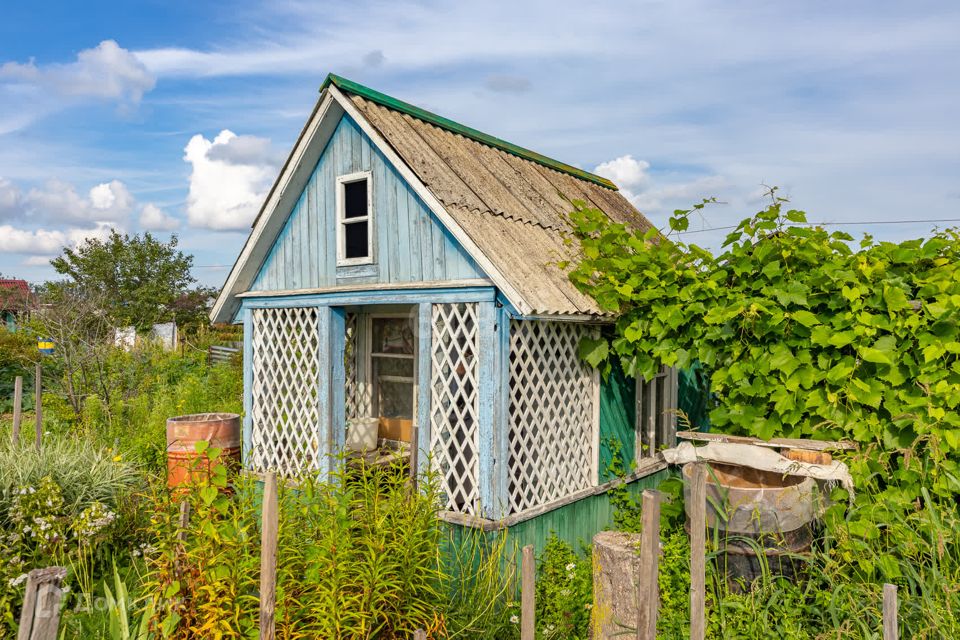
<box><xmin>676</xmin><ymin>218</ymin><xmax>960</xmax><ymax>236</ymax></box>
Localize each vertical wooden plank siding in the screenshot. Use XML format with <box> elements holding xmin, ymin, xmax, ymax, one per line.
<box><xmin>251</xmin><ymin>115</ymin><xmax>484</xmax><ymax>293</ymax></box>
<box><xmin>495</xmin><ymin>302</ymin><xmax>512</xmax><ymax>516</ymax></box>
<box><xmin>476</xmin><ymin>300</ymin><xmax>502</xmax><ymax>519</ymax></box>
<box><xmin>328</xmin><ymin>307</ymin><xmax>346</xmax><ymax>457</ymax></box>
<box><xmin>242</xmin><ymin>306</ymin><xmax>254</xmax><ymax>465</ymax></box>
<box><xmin>416</xmin><ymin>303</ymin><xmax>432</xmax><ymax>477</ymax></box>
<box><xmin>315</xmin><ymin>306</ymin><xmax>333</xmax><ymax>475</ymax></box>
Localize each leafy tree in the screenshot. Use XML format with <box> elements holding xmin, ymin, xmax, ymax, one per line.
<box><xmin>50</xmin><ymin>230</ymin><xmax>194</xmax><ymax>331</ymax></box>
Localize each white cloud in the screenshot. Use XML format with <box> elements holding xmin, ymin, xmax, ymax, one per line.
<box><xmin>24</xmin><ymin>179</ymin><xmax>133</xmax><ymax>223</ymax></box>
<box><xmin>0</xmin><ymin>221</ymin><xmax>118</xmax><ymax>256</ymax></box>
<box><xmin>1</xmin><ymin>40</ymin><xmax>155</xmax><ymax>103</ymax></box>
<box><xmin>0</xmin><ymin>226</ymin><xmax>66</xmax><ymax>254</ymax></box>
<box><xmin>22</xmin><ymin>255</ymin><xmax>53</xmax><ymax>266</ymax></box>
<box><xmin>594</xmin><ymin>155</ymin><xmax>650</xmax><ymax>190</ymax></box>
<box><xmin>205</xmin><ymin>134</ymin><xmax>278</xmax><ymax>167</ymax></box>
<box><xmin>595</xmin><ymin>156</ymin><xmax>727</xmax><ymax>214</ymax></box>
<box><xmin>184</xmin><ymin>130</ymin><xmax>276</xmax><ymax>230</ymax></box>
<box><xmin>139</xmin><ymin>203</ymin><xmax>179</xmax><ymax>231</ymax></box>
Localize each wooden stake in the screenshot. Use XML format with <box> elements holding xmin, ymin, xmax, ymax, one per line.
<box><xmin>177</xmin><ymin>500</ymin><xmax>191</xmax><ymax>543</ymax></box>
<box><xmin>883</xmin><ymin>583</ymin><xmax>898</xmax><ymax>640</ymax></box>
<box><xmin>636</xmin><ymin>490</ymin><xmax>661</xmax><ymax>640</ymax></box>
<box><xmin>259</xmin><ymin>472</ymin><xmax>278</xmax><ymax>640</ymax></box>
<box><xmin>34</xmin><ymin>363</ymin><xmax>42</xmax><ymax>452</ymax></box>
<box><xmin>690</xmin><ymin>464</ymin><xmax>707</xmax><ymax>640</ymax></box>
<box><xmin>17</xmin><ymin>566</ymin><xmax>67</xmax><ymax>640</ymax></box>
<box><xmin>11</xmin><ymin>375</ymin><xmax>22</xmax><ymax>445</ymax></box>
<box><xmin>521</xmin><ymin>544</ymin><xmax>535</xmax><ymax>640</ymax></box>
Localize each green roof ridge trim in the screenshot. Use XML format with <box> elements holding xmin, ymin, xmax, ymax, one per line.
<box><xmin>320</xmin><ymin>73</ymin><xmax>618</xmax><ymax>190</ymax></box>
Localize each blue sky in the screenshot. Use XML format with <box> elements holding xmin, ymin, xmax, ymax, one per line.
<box><xmin>1</xmin><ymin>0</ymin><xmax>958</xmax><ymax>287</ymax></box>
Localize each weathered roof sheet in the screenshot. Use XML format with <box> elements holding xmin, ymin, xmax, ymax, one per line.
<box><xmin>347</xmin><ymin>93</ymin><xmax>655</xmax><ymax>316</ymax></box>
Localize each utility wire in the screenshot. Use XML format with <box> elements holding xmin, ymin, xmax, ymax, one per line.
<box><xmin>676</xmin><ymin>218</ymin><xmax>960</xmax><ymax>236</ymax></box>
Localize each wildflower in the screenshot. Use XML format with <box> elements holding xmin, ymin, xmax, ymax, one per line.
<box><xmin>113</xmin><ymin>454</ymin><xmax>122</xmax><ymax>462</ymax></box>
<box><xmin>8</xmin><ymin>574</ymin><xmax>28</xmax><ymax>588</ymax></box>
<box><xmin>565</xmin><ymin>562</ymin><xmax>576</xmax><ymax>572</ymax></box>
<box><xmin>510</xmin><ymin>615</ymin><xmax>519</xmax><ymax>624</ymax></box>
<box><xmin>61</xmin><ymin>585</ymin><xmax>70</xmax><ymax>593</ymax></box>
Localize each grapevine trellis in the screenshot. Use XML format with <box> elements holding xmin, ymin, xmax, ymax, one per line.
<box><xmin>429</xmin><ymin>302</ymin><xmax>480</xmax><ymax>514</ymax></box>
<box><xmin>250</xmin><ymin>307</ymin><xmax>322</xmax><ymax>475</ymax></box>
<box><xmin>508</xmin><ymin>319</ymin><xmax>597</xmax><ymax>513</ymax></box>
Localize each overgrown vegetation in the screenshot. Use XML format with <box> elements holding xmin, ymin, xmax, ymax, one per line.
<box><xmin>564</xmin><ymin>191</ymin><xmax>960</xmax><ymax>637</ymax></box>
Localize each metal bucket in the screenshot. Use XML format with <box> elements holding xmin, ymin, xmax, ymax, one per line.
<box><xmin>166</xmin><ymin>413</ymin><xmax>241</xmax><ymax>488</ymax></box>
<box><xmin>683</xmin><ymin>462</ymin><xmax>818</xmax><ymax>590</ymax></box>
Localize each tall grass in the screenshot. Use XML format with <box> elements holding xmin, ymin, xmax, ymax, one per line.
<box><xmin>0</xmin><ymin>436</ymin><xmax>143</xmax><ymax>522</ymax></box>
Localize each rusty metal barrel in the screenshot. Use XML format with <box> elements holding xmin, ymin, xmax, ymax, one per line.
<box><xmin>166</xmin><ymin>413</ymin><xmax>241</xmax><ymax>488</ymax></box>
<box><xmin>683</xmin><ymin>462</ymin><xmax>817</xmax><ymax>590</ymax></box>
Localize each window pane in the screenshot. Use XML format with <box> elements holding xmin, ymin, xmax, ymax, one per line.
<box><xmin>378</xmin><ymin>380</ymin><xmax>414</xmax><ymax>419</ymax></box>
<box><xmin>372</xmin><ymin>317</ymin><xmax>414</xmax><ymax>355</ymax></box>
<box><xmin>344</xmin><ymin>220</ymin><xmax>369</xmax><ymax>259</ymax></box>
<box><xmin>344</xmin><ymin>179</ymin><xmax>368</xmax><ymax>219</ymax></box>
<box><xmin>373</xmin><ymin>356</ymin><xmax>414</xmax><ymax>379</ymax></box>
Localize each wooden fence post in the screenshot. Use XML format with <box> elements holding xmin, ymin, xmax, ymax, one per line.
<box><xmin>521</xmin><ymin>544</ymin><xmax>535</xmax><ymax>640</ymax></box>
<box><xmin>17</xmin><ymin>566</ymin><xmax>67</xmax><ymax>640</ymax></box>
<box><xmin>11</xmin><ymin>375</ymin><xmax>22</xmax><ymax>444</ymax></box>
<box><xmin>259</xmin><ymin>472</ymin><xmax>278</xmax><ymax>640</ymax></box>
<box><xmin>883</xmin><ymin>583</ymin><xmax>898</xmax><ymax>640</ymax></box>
<box><xmin>413</xmin><ymin>630</ymin><xmax>427</xmax><ymax>640</ymax></box>
<box><xmin>34</xmin><ymin>364</ymin><xmax>42</xmax><ymax>452</ymax></box>
<box><xmin>690</xmin><ymin>464</ymin><xmax>707</xmax><ymax>640</ymax></box>
<box><xmin>636</xmin><ymin>490</ymin><xmax>661</xmax><ymax>640</ymax></box>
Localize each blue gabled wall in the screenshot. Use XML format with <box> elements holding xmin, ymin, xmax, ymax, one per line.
<box><xmin>252</xmin><ymin>115</ymin><xmax>484</xmax><ymax>291</ymax></box>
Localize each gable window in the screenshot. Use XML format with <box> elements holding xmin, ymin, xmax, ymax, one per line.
<box><xmin>336</xmin><ymin>171</ymin><xmax>373</xmax><ymax>265</ymax></box>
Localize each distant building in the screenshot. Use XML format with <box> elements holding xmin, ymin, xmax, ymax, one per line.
<box><xmin>0</xmin><ymin>279</ymin><xmax>32</xmax><ymax>332</ymax></box>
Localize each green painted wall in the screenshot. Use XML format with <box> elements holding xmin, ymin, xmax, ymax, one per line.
<box><xmin>446</xmin><ymin>469</ymin><xmax>670</xmax><ymax>560</ymax></box>
<box><xmin>598</xmin><ymin>360</ymin><xmax>636</xmax><ymax>483</ymax></box>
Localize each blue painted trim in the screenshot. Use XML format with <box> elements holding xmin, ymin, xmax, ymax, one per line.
<box><xmin>337</xmin><ymin>264</ymin><xmax>378</xmax><ymax>280</ymax></box>
<box><xmin>495</xmin><ymin>302</ymin><xmax>511</xmax><ymax>517</ymax></box>
<box><xmin>416</xmin><ymin>303</ymin><xmax>432</xmax><ymax>478</ymax></box>
<box><xmin>242</xmin><ymin>305</ymin><xmax>254</xmax><ymax>466</ymax></box>
<box><xmin>316</xmin><ymin>306</ymin><xmax>333</xmax><ymax>476</ymax></box>
<box><xmin>329</xmin><ymin>307</ymin><xmax>347</xmax><ymax>461</ymax></box>
<box><xmin>241</xmin><ymin>286</ymin><xmax>495</xmax><ymax>308</ymax></box>
<box><xmin>476</xmin><ymin>300</ymin><xmax>502</xmax><ymax>519</ymax></box>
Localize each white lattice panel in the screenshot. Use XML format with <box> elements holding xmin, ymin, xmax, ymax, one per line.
<box><xmin>430</xmin><ymin>303</ymin><xmax>480</xmax><ymax>514</ymax></box>
<box><xmin>344</xmin><ymin>312</ymin><xmax>360</xmax><ymax>422</ymax></box>
<box><xmin>251</xmin><ymin>307</ymin><xmax>321</xmax><ymax>476</ymax></box>
<box><xmin>508</xmin><ymin>320</ymin><xmax>597</xmax><ymax>513</ymax></box>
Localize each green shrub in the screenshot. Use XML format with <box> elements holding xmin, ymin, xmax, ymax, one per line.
<box><xmin>534</xmin><ymin>536</ymin><xmax>592</xmax><ymax>640</ymax></box>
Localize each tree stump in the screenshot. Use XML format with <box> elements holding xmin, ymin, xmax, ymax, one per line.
<box><xmin>592</xmin><ymin>531</ymin><xmax>643</xmax><ymax>640</ymax></box>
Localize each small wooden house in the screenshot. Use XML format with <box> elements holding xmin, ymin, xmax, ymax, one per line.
<box><xmin>211</xmin><ymin>75</ymin><xmax>677</xmax><ymax>548</ymax></box>
<box><xmin>0</xmin><ymin>279</ymin><xmax>32</xmax><ymax>332</ymax></box>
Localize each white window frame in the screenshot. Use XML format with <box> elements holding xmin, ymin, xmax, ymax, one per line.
<box><xmin>336</xmin><ymin>170</ymin><xmax>374</xmax><ymax>266</ymax></box>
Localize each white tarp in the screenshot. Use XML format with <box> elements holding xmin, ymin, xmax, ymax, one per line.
<box><xmin>663</xmin><ymin>440</ymin><xmax>856</xmax><ymax>503</ymax></box>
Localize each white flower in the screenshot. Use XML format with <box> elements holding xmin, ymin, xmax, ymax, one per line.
<box><xmin>61</xmin><ymin>585</ymin><xmax>70</xmax><ymax>593</ymax></box>
<box><xmin>510</xmin><ymin>615</ymin><xmax>519</xmax><ymax>624</ymax></box>
<box><xmin>7</xmin><ymin>574</ymin><xmax>28</xmax><ymax>588</ymax></box>
<box><xmin>565</xmin><ymin>562</ymin><xmax>576</xmax><ymax>572</ymax></box>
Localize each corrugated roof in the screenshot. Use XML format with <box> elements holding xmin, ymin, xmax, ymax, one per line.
<box><xmin>346</xmin><ymin>93</ymin><xmax>655</xmax><ymax>316</ymax></box>
<box><xmin>323</xmin><ymin>74</ymin><xmax>617</xmax><ymax>190</ymax></box>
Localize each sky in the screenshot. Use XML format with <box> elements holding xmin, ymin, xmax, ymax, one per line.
<box><xmin>1</xmin><ymin>0</ymin><xmax>958</xmax><ymax>287</ymax></box>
